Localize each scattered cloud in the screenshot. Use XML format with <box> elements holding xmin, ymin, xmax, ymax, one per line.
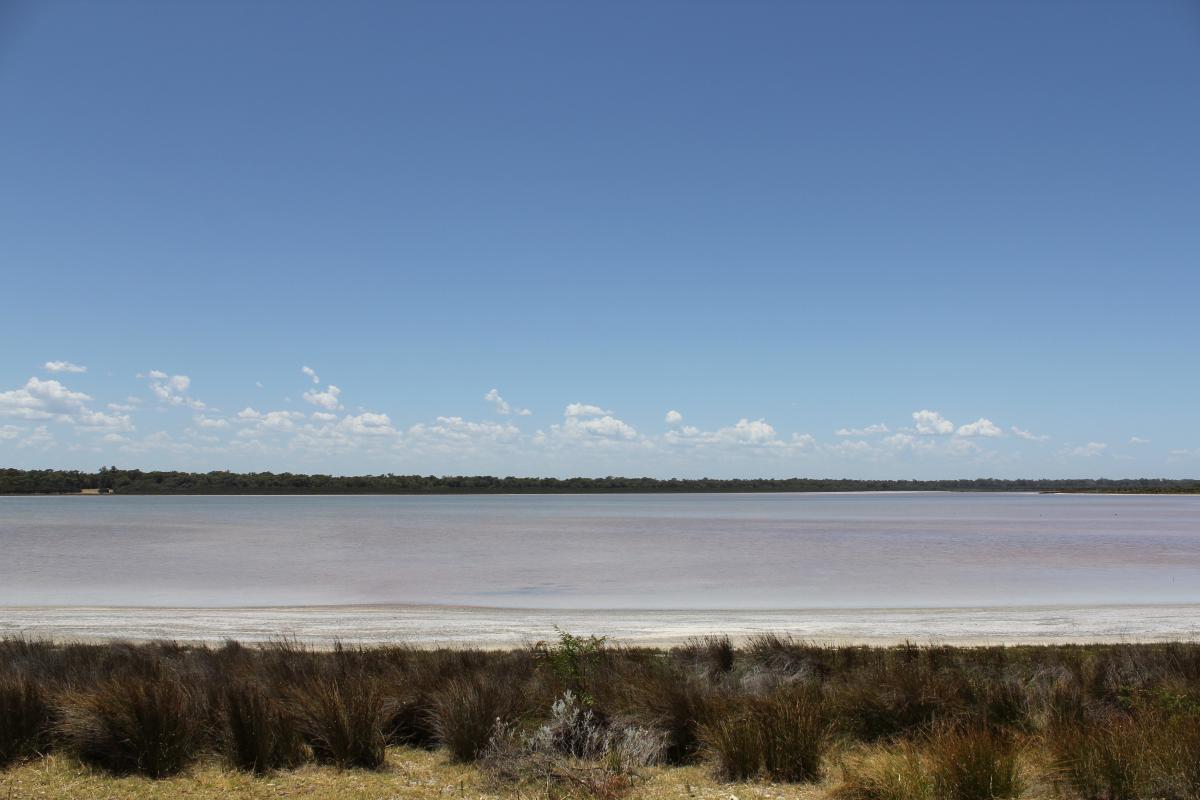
<box><xmin>143</xmin><ymin>371</ymin><xmax>205</xmax><ymax>410</ymax></box>
<box><xmin>1011</xmin><ymin>426</ymin><xmax>1049</xmax><ymax>442</ymax></box>
<box><xmin>835</xmin><ymin>423</ymin><xmax>889</xmax><ymax>437</ymax></box>
<box><xmin>408</xmin><ymin>416</ymin><xmax>519</xmax><ymax>448</ymax></box>
<box><xmin>44</xmin><ymin>360</ymin><xmax>86</xmax><ymax>374</ymax></box>
<box><xmin>1</xmin><ymin>364</ymin><xmax>1174</xmax><ymax>474</ymax></box>
<box><xmin>484</xmin><ymin>388</ymin><xmax>531</xmax><ymax>416</ymax></box>
<box><xmin>302</xmin><ymin>384</ymin><xmax>343</xmax><ymax>411</ymax></box>
<box><xmin>338</xmin><ymin>412</ymin><xmax>397</xmax><ymax>437</ymax></box>
<box><xmin>16</xmin><ymin>425</ymin><xmax>54</xmax><ymax>449</ymax></box>
<box><xmin>0</xmin><ymin>376</ymin><xmax>133</xmax><ymax>433</ymax></box>
<box><xmin>955</xmin><ymin>418</ymin><xmax>1003</xmax><ymax>438</ymax></box>
<box><xmin>912</xmin><ymin>409</ymin><xmax>954</xmax><ymax>435</ymax></box>
<box><xmin>1063</xmin><ymin>442</ymin><xmax>1108</xmax><ymax>458</ymax></box>
<box><xmin>565</xmin><ymin>403</ymin><xmax>613</xmax><ymax>418</ymax></box>
<box><xmin>538</xmin><ymin>404</ymin><xmax>639</xmax><ymax>446</ymax></box>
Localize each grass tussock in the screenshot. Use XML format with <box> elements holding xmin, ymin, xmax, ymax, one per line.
<box><xmin>4</xmin><ymin>634</ymin><xmax>1200</xmax><ymax>795</ymax></box>
<box><xmin>429</xmin><ymin>674</ymin><xmax>523</xmax><ymax>762</ymax></box>
<box><xmin>927</xmin><ymin>725</ymin><xmax>1022</xmax><ymax>800</ymax></box>
<box><xmin>700</xmin><ymin>687</ymin><xmax>829</xmax><ymax>783</ymax></box>
<box><xmin>222</xmin><ymin>679</ymin><xmax>304</xmax><ymax>773</ymax></box>
<box><xmin>286</xmin><ymin>672</ymin><xmax>392</xmax><ymax>769</ymax></box>
<box><xmin>834</xmin><ymin>743</ymin><xmax>933</xmax><ymax>800</ymax></box>
<box><xmin>0</xmin><ymin>673</ymin><xmax>51</xmax><ymax>767</ymax></box>
<box><xmin>56</xmin><ymin>668</ymin><xmax>200</xmax><ymax>778</ymax></box>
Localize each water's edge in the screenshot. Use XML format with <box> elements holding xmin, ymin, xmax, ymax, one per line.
<box><xmin>4</xmin><ymin>603</ymin><xmax>1198</xmax><ymax>648</ymax></box>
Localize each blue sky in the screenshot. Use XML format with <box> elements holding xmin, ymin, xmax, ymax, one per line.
<box><xmin>1</xmin><ymin>1</ymin><xmax>1197</xmax><ymax>478</ymax></box>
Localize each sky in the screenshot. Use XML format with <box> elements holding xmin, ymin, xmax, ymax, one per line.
<box><xmin>1</xmin><ymin>1</ymin><xmax>1198</xmax><ymax>479</ymax></box>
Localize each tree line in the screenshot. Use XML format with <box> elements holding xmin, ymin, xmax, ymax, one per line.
<box><xmin>0</xmin><ymin>467</ymin><xmax>1196</xmax><ymax>495</ymax></box>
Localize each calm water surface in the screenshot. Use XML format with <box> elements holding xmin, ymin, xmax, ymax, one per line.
<box><xmin>2</xmin><ymin>492</ymin><xmax>1198</xmax><ymax>609</ymax></box>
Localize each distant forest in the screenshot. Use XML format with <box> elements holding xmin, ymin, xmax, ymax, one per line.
<box><xmin>1</xmin><ymin>468</ymin><xmax>1197</xmax><ymax>495</ymax></box>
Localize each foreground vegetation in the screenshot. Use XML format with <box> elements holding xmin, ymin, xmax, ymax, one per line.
<box><xmin>3</xmin><ymin>636</ymin><xmax>1200</xmax><ymax>799</ymax></box>
<box><xmin>3</xmin><ymin>467</ymin><xmax>1198</xmax><ymax>495</ymax></box>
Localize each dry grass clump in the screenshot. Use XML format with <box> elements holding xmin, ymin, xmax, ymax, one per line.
<box><xmin>0</xmin><ymin>673</ymin><xmax>51</xmax><ymax>767</ymax></box>
<box><xmin>56</xmin><ymin>668</ymin><xmax>201</xmax><ymax>777</ymax></box>
<box><xmin>8</xmin><ymin>634</ymin><xmax>1200</xmax><ymax>796</ymax></box>
<box><xmin>429</xmin><ymin>674</ymin><xmax>524</xmax><ymax>762</ymax></box>
<box><xmin>833</xmin><ymin>742</ymin><xmax>933</xmax><ymax>800</ymax></box>
<box><xmin>285</xmin><ymin>671</ymin><xmax>392</xmax><ymax>769</ymax></box>
<box><xmin>1047</xmin><ymin>707</ymin><xmax>1200</xmax><ymax>800</ymax></box>
<box><xmin>700</xmin><ymin>686</ymin><xmax>829</xmax><ymax>783</ymax></box>
<box><xmin>222</xmin><ymin>679</ymin><xmax>305</xmax><ymax>773</ymax></box>
<box><xmin>926</xmin><ymin>725</ymin><xmax>1022</xmax><ymax>800</ymax></box>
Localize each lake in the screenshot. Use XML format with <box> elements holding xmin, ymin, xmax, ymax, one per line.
<box><xmin>2</xmin><ymin>492</ymin><xmax>1199</xmax><ymax>644</ymax></box>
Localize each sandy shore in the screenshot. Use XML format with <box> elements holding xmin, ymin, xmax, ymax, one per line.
<box><xmin>2</xmin><ymin>602</ymin><xmax>1198</xmax><ymax>647</ymax></box>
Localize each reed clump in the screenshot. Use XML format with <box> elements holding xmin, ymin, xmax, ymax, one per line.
<box><xmin>3</xmin><ymin>635</ymin><xmax>1200</xmax><ymax>793</ymax></box>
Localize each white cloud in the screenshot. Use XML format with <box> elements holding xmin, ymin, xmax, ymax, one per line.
<box><xmin>17</xmin><ymin>425</ymin><xmax>53</xmax><ymax>449</ymax></box>
<box><xmin>0</xmin><ymin>425</ymin><xmax>21</xmax><ymax>440</ymax></box>
<box><xmin>665</xmin><ymin>410</ymin><xmax>683</xmax><ymax>425</ymax></box>
<box><xmin>570</xmin><ymin>414</ymin><xmax>639</xmax><ymax>439</ymax></box>
<box><xmin>1064</xmin><ymin>442</ymin><xmax>1107</xmax><ymax>458</ymax></box>
<box><xmin>835</xmin><ymin>423</ymin><xmax>889</xmax><ymax>437</ymax></box>
<box><xmin>0</xmin><ymin>377</ymin><xmax>90</xmax><ymax>420</ymax></box>
<box><xmin>1011</xmin><ymin>426</ymin><xmax>1049</xmax><ymax>442</ymax></box>
<box><xmin>1130</xmin><ymin>436</ymin><xmax>1149</xmax><ymax>445</ymax></box>
<box><xmin>234</xmin><ymin>408</ymin><xmax>306</xmax><ymax>436</ymax></box>
<box><xmin>194</xmin><ymin>415</ymin><xmax>229</xmax><ymax>429</ymax></box>
<box><xmin>565</xmin><ymin>402</ymin><xmax>613</xmax><ymax>418</ymax></box>
<box><xmin>337</xmin><ymin>412</ymin><xmax>397</xmax><ymax>437</ymax></box>
<box><xmin>301</xmin><ymin>366</ymin><xmax>320</xmax><ymax>384</ymax></box>
<box><xmin>408</xmin><ymin>416</ymin><xmax>519</xmax><ymax>447</ymax></box>
<box><xmin>144</xmin><ymin>370</ymin><xmax>205</xmax><ymax>409</ymax></box>
<box><xmin>538</xmin><ymin>404</ymin><xmax>640</xmax><ymax>446</ymax></box>
<box><xmin>955</xmin><ymin>418</ymin><xmax>1003</xmax><ymax>438</ymax></box>
<box><xmin>791</xmin><ymin>432</ymin><xmax>817</xmax><ymax>449</ymax></box>
<box><xmin>662</xmin><ymin>417</ymin><xmax>797</xmax><ymax>450</ymax></box>
<box><xmin>44</xmin><ymin>360</ymin><xmax>86</xmax><ymax>374</ymax></box>
<box><xmin>912</xmin><ymin>410</ymin><xmax>954</xmax><ymax>435</ymax></box>
<box><xmin>73</xmin><ymin>409</ymin><xmax>134</xmax><ymax>433</ymax></box>
<box><xmin>484</xmin><ymin>388</ymin><xmax>531</xmax><ymax>416</ymax></box>
<box><xmin>310</xmin><ymin>412</ymin><xmax>338</xmax><ymax>422</ymax></box>
<box><xmin>303</xmin><ymin>384</ymin><xmax>343</xmax><ymax>411</ymax></box>
<box><xmin>717</xmin><ymin>418</ymin><xmax>777</xmax><ymax>444</ymax></box>
<box><xmin>946</xmin><ymin>437</ymin><xmax>982</xmax><ymax>456</ymax></box>
<box><xmin>828</xmin><ymin>439</ymin><xmax>877</xmax><ymax>457</ymax></box>
<box><xmin>0</xmin><ymin>376</ymin><xmax>130</xmax><ymax>432</ymax></box>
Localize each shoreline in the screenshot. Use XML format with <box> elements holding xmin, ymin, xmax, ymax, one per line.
<box><xmin>4</xmin><ymin>601</ymin><xmax>1198</xmax><ymax>648</ymax></box>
